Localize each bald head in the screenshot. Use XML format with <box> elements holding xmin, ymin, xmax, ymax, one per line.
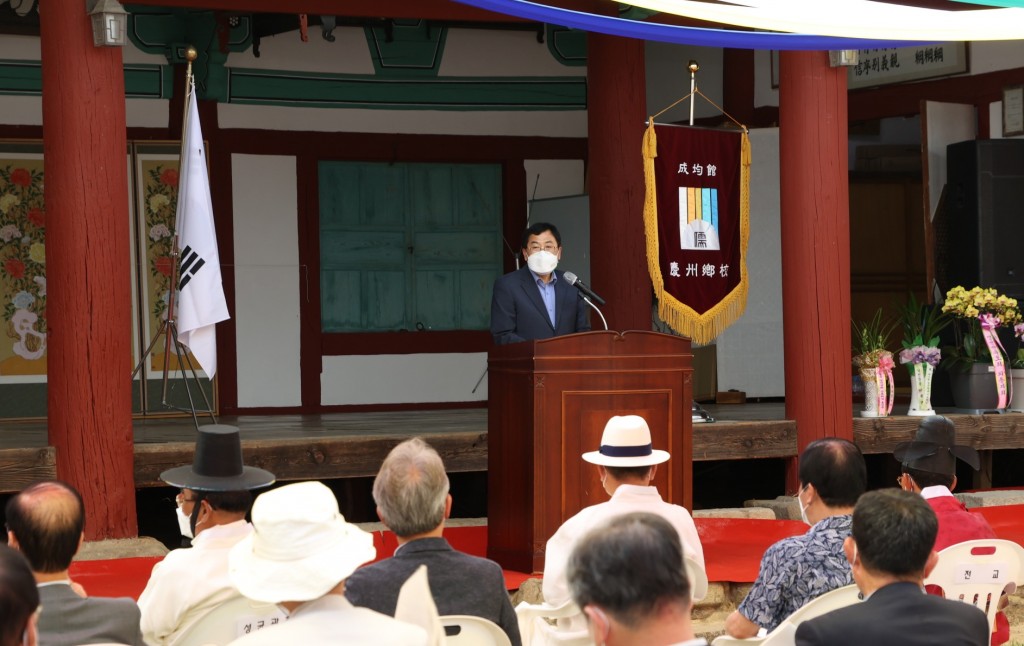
<box><xmin>5</xmin><ymin>480</ymin><xmax>85</xmax><ymax>573</ymax></box>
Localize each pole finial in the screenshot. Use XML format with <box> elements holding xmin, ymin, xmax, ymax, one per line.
<box><xmin>185</xmin><ymin>46</ymin><xmax>198</xmax><ymax>63</ymax></box>
<box><xmin>688</xmin><ymin>60</ymin><xmax>700</xmax><ymax>74</ymax></box>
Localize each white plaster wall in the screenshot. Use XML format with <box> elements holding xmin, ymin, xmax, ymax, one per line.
<box><xmin>442</xmin><ymin>28</ymin><xmax>586</xmax><ymax>77</ymax></box>
<box><xmin>646</xmin><ymin>43</ymin><xmax>724</xmax><ymax>123</ymax></box>
<box><xmin>231</xmin><ymin>154</ymin><xmax>302</xmax><ymax>408</ymax></box>
<box><xmin>715</xmin><ymin>127</ymin><xmax>784</xmax><ymax>397</ymax></box>
<box><xmin>524</xmin><ymin>159</ymin><xmax>585</xmax><ymax>200</ymax></box>
<box><xmin>322</xmin><ymin>353</ymin><xmax>488</xmax><ymax>405</ymax></box>
<box><xmin>217</xmin><ymin>104</ymin><xmax>587</xmax><ymax>136</ymax></box>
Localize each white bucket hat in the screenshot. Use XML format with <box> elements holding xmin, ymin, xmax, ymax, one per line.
<box><xmin>228</xmin><ymin>481</ymin><xmax>375</xmax><ymax>604</ymax></box>
<box><xmin>582</xmin><ymin>415</ymin><xmax>670</xmax><ymax>467</ymax></box>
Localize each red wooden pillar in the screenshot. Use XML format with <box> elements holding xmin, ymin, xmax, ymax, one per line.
<box><xmin>40</xmin><ymin>3</ymin><xmax>136</xmax><ymax>538</ymax></box>
<box><xmin>587</xmin><ymin>33</ymin><xmax>651</xmax><ymax>332</ymax></box>
<box><xmin>779</xmin><ymin>51</ymin><xmax>853</xmax><ymax>476</ymax></box>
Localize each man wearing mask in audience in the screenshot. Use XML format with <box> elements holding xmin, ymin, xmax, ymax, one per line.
<box><xmin>895</xmin><ymin>415</ymin><xmax>1006</xmax><ymax>645</ymax></box>
<box><xmin>794</xmin><ymin>489</ymin><xmax>989</xmax><ymax>646</ymax></box>
<box><xmin>725</xmin><ymin>438</ymin><xmax>866</xmax><ymax>639</ymax></box>
<box><xmin>138</xmin><ymin>425</ymin><xmax>276</xmax><ymax>645</ymax></box>
<box><xmin>490</xmin><ymin>222</ymin><xmax>591</xmax><ymax>345</ymax></box>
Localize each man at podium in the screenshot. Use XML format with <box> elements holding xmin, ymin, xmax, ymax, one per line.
<box><xmin>490</xmin><ymin>222</ymin><xmax>591</xmax><ymax>344</ymax></box>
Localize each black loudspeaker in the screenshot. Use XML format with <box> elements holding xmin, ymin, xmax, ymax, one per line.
<box><xmin>945</xmin><ymin>139</ymin><xmax>1024</xmax><ymax>300</ymax></box>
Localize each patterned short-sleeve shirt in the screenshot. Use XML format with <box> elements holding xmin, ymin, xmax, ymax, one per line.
<box><xmin>737</xmin><ymin>514</ymin><xmax>854</xmax><ymax>632</ymax></box>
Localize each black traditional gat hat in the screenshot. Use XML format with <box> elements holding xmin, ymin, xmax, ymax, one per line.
<box><xmin>893</xmin><ymin>415</ymin><xmax>980</xmax><ymax>475</ymax></box>
<box><xmin>160</xmin><ymin>424</ymin><xmax>275</xmax><ymax>491</ymax></box>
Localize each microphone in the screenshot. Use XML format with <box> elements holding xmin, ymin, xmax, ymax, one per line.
<box><xmin>562</xmin><ymin>271</ymin><xmax>606</xmax><ymax>306</ymax></box>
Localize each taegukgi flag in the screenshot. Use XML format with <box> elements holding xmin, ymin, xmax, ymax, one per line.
<box><xmin>174</xmin><ymin>79</ymin><xmax>229</xmax><ymax>377</ymax></box>
<box><xmin>642</xmin><ymin>122</ymin><xmax>751</xmax><ymax>345</ymax></box>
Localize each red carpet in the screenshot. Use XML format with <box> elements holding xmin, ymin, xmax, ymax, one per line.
<box><xmin>68</xmin><ymin>505</ymin><xmax>1024</xmax><ymax>600</ymax></box>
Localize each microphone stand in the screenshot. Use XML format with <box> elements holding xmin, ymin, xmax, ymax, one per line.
<box><xmin>582</xmin><ymin>296</ymin><xmax>608</xmax><ymax>330</ymax></box>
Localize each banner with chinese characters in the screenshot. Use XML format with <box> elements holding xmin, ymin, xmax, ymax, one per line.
<box><xmin>642</xmin><ymin>123</ymin><xmax>750</xmax><ymax>344</ymax></box>
<box><xmin>848</xmin><ymin>44</ymin><xmax>968</xmax><ymax>90</ymax></box>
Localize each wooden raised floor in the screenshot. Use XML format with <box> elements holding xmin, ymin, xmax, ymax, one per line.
<box><xmin>1</xmin><ymin>404</ymin><xmax>1022</xmax><ymax>493</ymax></box>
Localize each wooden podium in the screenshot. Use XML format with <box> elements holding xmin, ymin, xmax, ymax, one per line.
<box><xmin>486</xmin><ymin>330</ymin><xmax>693</xmax><ymax>573</ymax></box>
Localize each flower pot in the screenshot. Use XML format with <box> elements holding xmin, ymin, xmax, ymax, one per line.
<box><xmin>949</xmin><ymin>363</ymin><xmax>1001</xmax><ymax>411</ymax></box>
<box><xmin>907</xmin><ymin>363</ymin><xmax>936</xmax><ymax>416</ymax></box>
<box><xmin>859</xmin><ymin>367</ymin><xmax>883</xmax><ymax>418</ymax></box>
<box><xmin>1010</xmin><ymin>369</ymin><xmax>1024</xmax><ymax>413</ymax></box>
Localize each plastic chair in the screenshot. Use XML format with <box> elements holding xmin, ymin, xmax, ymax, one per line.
<box><xmin>924</xmin><ymin>538</ymin><xmax>1024</xmax><ymax>637</ymax></box>
<box><xmin>441</xmin><ymin>615</ymin><xmax>513</xmax><ymax>646</ymax></box>
<box><xmin>514</xmin><ymin>598</ymin><xmax>592</xmax><ymax>646</ymax></box>
<box><xmin>174</xmin><ymin>595</ymin><xmax>287</xmax><ymax>646</ymax></box>
<box><xmin>712</xmin><ymin>584</ymin><xmax>862</xmax><ymax>646</ymax></box>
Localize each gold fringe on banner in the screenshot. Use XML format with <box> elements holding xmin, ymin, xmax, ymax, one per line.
<box><xmin>642</xmin><ymin>120</ymin><xmax>751</xmax><ymax>345</ymax></box>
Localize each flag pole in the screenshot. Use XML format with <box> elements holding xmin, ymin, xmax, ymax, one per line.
<box><xmin>161</xmin><ymin>46</ymin><xmax>196</xmax><ymax>406</ymax></box>
<box><xmin>131</xmin><ymin>45</ymin><xmax>216</xmax><ymax>430</ymax></box>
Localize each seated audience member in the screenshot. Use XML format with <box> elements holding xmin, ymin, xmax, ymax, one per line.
<box><xmin>226</xmin><ymin>481</ymin><xmax>427</xmax><ymax>645</ymax></box>
<box><xmin>794</xmin><ymin>489</ymin><xmax>990</xmax><ymax>646</ymax></box>
<box><xmin>895</xmin><ymin>415</ymin><xmax>995</xmax><ymax>548</ymax></box>
<box><xmin>138</xmin><ymin>424</ymin><xmax>276</xmax><ymax>645</ymax></box>
<box><xmin>345</xmin><ymin>438</ymin><xmax>521</xmax><ymax>645</ymax></box>
<box><xmin>725</xmin><ymin>438</ymin><xmax>866</xmax><ymax>638</ymax></box>
<box><xmin>0</xmin><ymin>544</ymin><xmax>40</xmax><ymax>646</ymax></box>
<box><xmin>895</xmin><ymin>415</ymin><xmax>1007</xmax><ymax>645</ymax></box>
<box><xmin>5</xmin><ymin>480</ymin><xmax>144</xmax><ymax>646</ymax></box>
<box><xmin>567</xmin><ymin>512</ymin><xmax>707</xmax><ymax>646</ymax></box>
<box><xmin>543</xmin><ymin>415</ymin><xmax>705</xmax><ymax>631</ymax></box>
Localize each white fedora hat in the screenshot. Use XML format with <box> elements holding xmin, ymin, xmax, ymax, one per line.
<box><xmin>228</xmin><ymin>481</ymin><xmax>375</xmax><ymax>604</ymax></box>
<box><xmin>582</xmin><ymin>415</ymin><xmax>670</xmax><ymax>467</ymax></box>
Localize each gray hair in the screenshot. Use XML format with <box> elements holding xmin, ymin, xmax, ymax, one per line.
<box><xmin>372</xmin><ymin>438</ymin><xmax>450</xmax><ymax>538</ymax></box>
<box><xmin>567</xmin><ymin>512</ymin><xmax>691</xmax><ymax>628</ymax></box>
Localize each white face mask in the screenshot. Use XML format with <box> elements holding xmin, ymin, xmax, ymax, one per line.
<box><xmin>526</xmin><ymin>250</ymin><xmax>558</xmax><ymax>275</ymax></box>
<box><xmin>797</xmin><ymin>485</ymin><xmax>810</xmax><ymax>525</ymax></box>
<box><xmin>176</xmin><ymin>505</ymin><xmax>194</xmax><ymax>539</ymax></box>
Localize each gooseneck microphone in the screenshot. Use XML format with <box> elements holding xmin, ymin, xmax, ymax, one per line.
<box><xmin>562</xmin><ymin>272</ymin><xmax>606</xmax><ymax>306</ymax></box>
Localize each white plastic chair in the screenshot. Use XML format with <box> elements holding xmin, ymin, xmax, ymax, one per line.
<box><xmin>514</xmin><ymin>598</ymin><xmax>592</xmax><ymax>646</ymax></box>
<box><xmin>712</xmin><ymin>584</ymin><xmax>862</xmax><ymax>646</ymax></box>
<box><xmin>174</xmin><ymin>595</ymin><xmax>287</xmax><ymax>646</ymax></box>
<box><xmin>924</xmin><ymin>538</ymin><xmax>1024</xmax><ymax>637</ymax></box>
<box><xmin>442</xmin><ymin>615</ymin><xmax>513</xmax><ymax>646</ymax></box>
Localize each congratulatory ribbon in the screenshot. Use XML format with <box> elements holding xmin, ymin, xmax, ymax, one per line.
<box><xmin>452</xmin><ymin>0</ymin><xmax>928</xmax><ymax>50</ymax></box>
<box><xmin>980</xmin><ymin>313</ymin><xmax>1012</xmax><ymax>409</ymax></box>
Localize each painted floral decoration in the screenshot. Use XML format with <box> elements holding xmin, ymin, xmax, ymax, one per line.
<box><xmin>0</xmin><ymin>165</ymin><xmax>46</xmax><ymax>360</ymax></box>
<box><xmin>145</xmin><ymin>164</ymin><xmax>179</xmax><ymax>322</ymax></box>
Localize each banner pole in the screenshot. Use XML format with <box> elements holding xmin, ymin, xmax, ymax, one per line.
<box><xmin>688</xmin><ymin>60</ymin><xmax>699</xmax><ymax>126</ymax></box>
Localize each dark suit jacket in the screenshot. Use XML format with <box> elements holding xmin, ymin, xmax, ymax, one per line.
<box><xmin>344</xmin><ymin>537</ymin><xmax>522</xmax><ymax>646</ymax></box>
<box><xmin>37</xmin><ymin>583</ymin><xmax>144</xmax><ymax>646</ymax></box>
<box><xmin>795</xmin><ymin>581</ymin><xmax>990</xmax><ymax>646</ymax></box>
<box><xmin>490</xmin><ymin>267</ymin><xmax>591</xmax><ymax>345</ymax></box>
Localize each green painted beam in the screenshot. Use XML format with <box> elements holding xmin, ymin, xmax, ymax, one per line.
<box><xmin>227</xmin><ymin>68</ymin><xmax>587</xmax><ymax>111</ymax></box>
<box><xmin>0</xmin><ymin>60</ymin><xmax>172</xmax><ymax>99</ymax></box>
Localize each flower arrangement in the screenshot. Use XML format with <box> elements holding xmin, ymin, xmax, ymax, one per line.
<box><xmin>853</xmin><ymin>308</ymin><xmax>897</xmax><ymax>417</ymax></box>
<box><xmin>941</xmin><ymin>286</ymin><xmax>1022</xmax><ymax>372</ymax></box>
<box><xmin>896</xmin><ymin>293</ymin><xmax>949</xmax><ymax>367</ymax></box>
<box><xmin>0</xmin><ymin>163</ymin><xmax>47</xmax><ymax>362</ymax></box>
<box><xmin>852</xmin><ymin>308</ymin><xmax>896</xmax><ymax>369</ymax></box>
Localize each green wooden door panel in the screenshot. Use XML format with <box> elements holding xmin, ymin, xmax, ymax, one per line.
<box><xmin>414</xmin><ymin>231</ymin><xmax>498</xmax><ymax>266</ymax></box>
<box><xmin>459</xmin><ymin>269</ymin><xmax>497</xmax><ymax>329</ymax></box>
<box><xmin>366</xmin><ymin>271</ymin><xmax>407</xmax><ymax>330</ymax></box>
<box><xmin>319</xmin><ymin>160</ymin><xmax>502</xmax><ymax>335</ymax></box>
<box><xmin>320</xmin><ymin>162</ymin><xmax>407</xmax><ymax>227</ymax></box>
<box><xmin>415</xmin><ymin>270</ymin><xmax>457</xmax><ymax>330</ymax></box>
<box><xmin>321</xmin><ymin>230</ymin><xmax>407</xmax><ymax>270</ymax></box>
<box><xmin>453</xmin><ymin>165</ymin><xmax>502</xmax><ymax>226</ymax></box>
<box><xmin>321</xmin><ymin>271</ymin><xmax>363</xmax><ymax>331</ymax></box>
<box><xmin>409</xmin><ymin>165</ymin><xmax>454</xmax><ymax>228</ymax></box>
